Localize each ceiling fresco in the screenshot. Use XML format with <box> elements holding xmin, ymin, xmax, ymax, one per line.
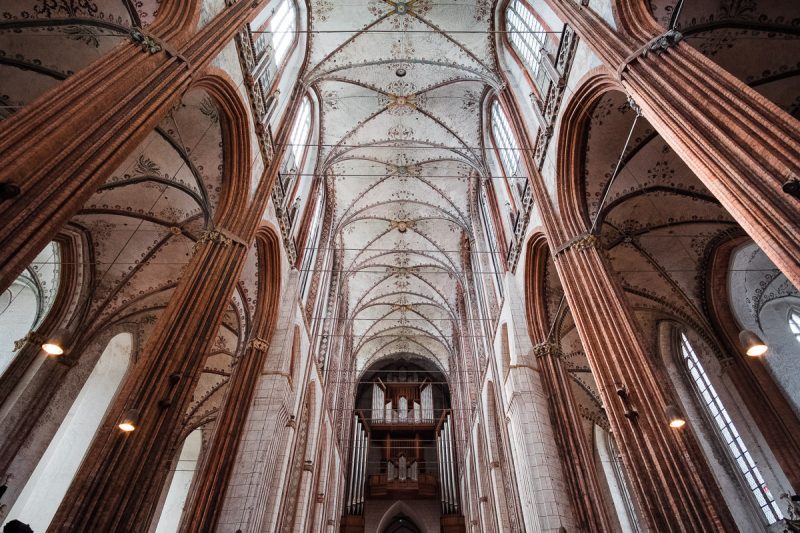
<box><xmin>306</xmin><ymin>0</ymin><xmax>498</xmax><ymax>372</ymax></box>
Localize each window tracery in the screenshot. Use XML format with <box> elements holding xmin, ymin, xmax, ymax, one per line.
<box><xmin>281</xmin><ymin>96</ymin><xmax>313</xmax><ymax>222</ymax></box>
<box><xmin>251</xmin><ymin>0</ymin><xmax>297</xmax><ymax>97</ymax></box>
<box><xmin>678</xmin><ymin>332</ymin><xmax>782</xmax><ymax>524</ymax></box>
<box><xmin>505</xmin><ymin>0</ymin><xmax>551</xmax><ymax>92</ymax></box>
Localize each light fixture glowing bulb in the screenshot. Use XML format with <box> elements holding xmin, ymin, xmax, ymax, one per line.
<box><xmin>738</xmin><ymin>329</ymin><xmax>767</xmax><ymax>357</ymax></box>
<box><xmin>41</xmin><ymin>342</ymin><xmax>64</xmax><ymax>355</ymax></box>
<box><xmin>41</xmin><ymin>330</ymin><xmax>68</xmax><ymax>356</ymax></box>
<box><xmin>666</xmin><ymin>405</ymin><xmax>686</xmax><ymax>429</ymax></box>
<box><xmin>118</xmin><ymin>409</ymin><xmax>140</xmax><ymax>432</ymax></box>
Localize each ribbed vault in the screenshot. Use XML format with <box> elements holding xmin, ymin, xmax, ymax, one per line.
<box><xmin>307</xmin><ymin>0</ymin><xmax>497</xmax><ymax>371</ymax></box>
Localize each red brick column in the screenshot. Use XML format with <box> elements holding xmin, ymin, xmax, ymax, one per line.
<box><xmin>0</xmin><ymin>0</ymin><xmax>264</xmax><ymax>294</ymax></box>
<box><xmin>525</xmin><ymin>235</ymin><xmax>613</xmax><ymax>532</ymax></box>
<box><xmin>552</xmin><ymin>235</ymin><xmax>735</xmax><ymax>531</ymax></box>
<box><xmin>534</xmin><ymin>343</ymin><xmax>615</xmax><ymax>532</ymax></box>
<box><xmin>177</xmin><ymin>229</ymin><xmax>282</xmax><ymax>532</ymax></box>
<box><xmin>48</xmin><ymin>229</ymin><xmax>250</xmax><ymax>531</ymax></box>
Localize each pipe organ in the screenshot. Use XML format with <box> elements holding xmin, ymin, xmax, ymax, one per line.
<box><xmin>343</xmin><ymin>361</ymin><xmax>465</xmax><ymax>531</ymax></box>
<box><xmin>369</xmin><ymin>379</ymin><xmax>436</xmax><ymax>424</ymax></box>
<box><xmin>437</xmin><ymin>412</ymin><xmax>460</xmax><ymax>514</ymax></box>
<box><xmin>346</xmin><ymin>414</ymin><xmax>368</xmax><ymax>515</ymax></box>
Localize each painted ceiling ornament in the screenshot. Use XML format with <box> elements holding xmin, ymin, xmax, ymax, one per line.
<box><xmin>392</xmin><ymin>303</ymin><xmax>415</xmax><ymax>313</ymax></box>
<box><xmin>390</xmin><ymin>219</ymin><xmax>417</xmax><ymax>233</ymax></box>
<box><xmin>386</xmin><ymin>93</ymin><xmax>417</xmax><ymax>112</ymax></box>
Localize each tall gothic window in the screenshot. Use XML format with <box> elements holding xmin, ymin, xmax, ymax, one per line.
<box><xmin>154</xmin><ymin>429</ymin><xmax>203</xmax><ymax>532</ymax></box>
<box><xmin>5</xmin><ymin>333</ymin><xmax>132</xmax><ymax>531</ymax></box>
<box><xmin>505</xmin><ymin>0</ymin><xmax>550</xmax><ymax>90</ymax></box>
<box><xmin>789</xmin><ymin>308</ymin><xmax>800</xmax><ymax>344</ymax></box>
<box><xmin>479</xmin><ymin>187</ymin><xmax>504</xmax><ymax>299</ymax></box>
<box><xmin>251</xmin><ymin>0</ymin><xmax>297</xmax><ymax>94</ymax></box>
<box><xmin>679</xmin><ymin>332</ymin><xmax>783</xmax><ymax>524</ymax></box>
<box><xmin>299</xmin><ymin>185</ymin><xmax>325</xmax><ymax>301</ymax></box>
<box><xmin>281</xmin><ymin>96</ymin><xmax>313</xmax><ymax>217</ymax></box>
<box><xmin>0</xmin><ymin>242</ymin><xmax>60</xmax><ymax>375</ymax></box>
<box><xmin>490</xmin><ymin>101</ymin><xmax>527</xmax><ymax>215</ymax></box>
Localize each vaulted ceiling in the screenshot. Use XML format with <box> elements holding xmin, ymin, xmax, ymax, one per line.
<box><xmin>305</xmin><ymin>0</ymin><xmax>498</xmax><ymax>372</ymax></box>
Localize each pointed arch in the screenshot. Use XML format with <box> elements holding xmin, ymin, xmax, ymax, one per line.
<box><xmin>554</xmin><ymin>70</ymin><xmax>625</xmax><ymax>239</ymax></box>
<box><xmin>178</xmin><ymin>224</ymin><xmax>283</xmax><ymax>531</ymax></box>
<box><xmin>193</xmin><ymin>73</ymin><xmax>253</xmax><ymax>234</ymax></box>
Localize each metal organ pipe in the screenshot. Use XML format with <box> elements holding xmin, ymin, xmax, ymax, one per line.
<box><xmin>437</xmin><ymin>426</ymin><xmax>447</xmax><ymax>514</ymax></box>
<box><xmin>355</xmin><ymin>424</ymin><xmax>364</xmax><ymax>514</ymax></box>
<box><xmin>347</xmin><ymin>415</ymin><xmax>358</xmax><ymax>513</ymax></box>
<box><xmin>444</xmin><ymin>416</ymin><xmax>454</xmax><ymax>514</ymax></box>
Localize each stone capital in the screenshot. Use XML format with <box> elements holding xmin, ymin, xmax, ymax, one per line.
<box><xmin>533</xmin><ymin>342</ymin><xmax>561</xmax><ymax>359</ymax></box>
<box><xmin>248</xmin><ymin>338</ymin><xmax>270</xmax><ymax>352</ymax></box>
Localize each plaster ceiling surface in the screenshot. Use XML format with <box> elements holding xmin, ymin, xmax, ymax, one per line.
<box><xmin>306</xmin><ymin>0</ymin><xmax>497</xmax><ymax>371</ymax></box>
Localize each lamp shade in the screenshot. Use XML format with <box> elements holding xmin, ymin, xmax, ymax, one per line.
<box><xmin>118</xmin><ymin>409</ymin><xmax>140</xmax><ymax>432</ymax></box>
<box><xmin>41</xmin><ymin>330</ymin><xmax>69</xmax><ymax>356</ymax></box>
<box><xmin>738</xmin><ymin>329</ymin><xmax>767</xmax><ymax>357</ymax></box>
<box><xmin>666</xmin><ymin>405</ymin><xmax>686</xmax><ymax>429</ymax></box>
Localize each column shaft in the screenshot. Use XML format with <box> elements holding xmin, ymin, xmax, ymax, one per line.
<box><xmin>542</xmin><ymin>0</ymin><xmax>800</xmax><ymax>288</ymax></box>
<box><xmin>0</xmin><ymin>0</ymin><xmax>260</xmax><ymax>293</ymax></box>
<box><xmin>535</xmin><ymin>345</ymin><xmax>614</xmax><ymax>532</ymax></box>
<box><xmin>49</xmin><ymin>234</ymin><xmax>249</xmax><ymax>531</ymax></box>
<box><xmin>553</xmin><ymin>241</ymin><xmax>735</xmax><ymax>531</ymax></box>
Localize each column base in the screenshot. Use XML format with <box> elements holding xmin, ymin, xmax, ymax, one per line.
<box><xmin>441</xmin><ymin>514</ymin><xmax>467</xmax><ymax>533</ymax></box>
<box><xmin>340</xmin><ymin>514</ymin><xmax>365</xmax><ymax>533</ymax></box>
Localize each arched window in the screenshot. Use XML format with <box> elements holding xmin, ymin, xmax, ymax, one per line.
<box><xmin>505</xmin><ymin>0</ymin><xmax>551</xmax><ymax>91</ymax></box>
<box><xmin>0</xmin><ymin>242</ymin><xmax>60</xmax><ymax>375</ymax></box>
<box><xmin>4</xmin><ymin>332</ymin><xmax>132</xmax><ymax>531</ymax></box>
<box><xmin>492</xmin><ymin>100</ymin><xmax>528</xmax><ymax>224</ymax></box>
<box><xmin>789</xmin><ymin>308</ymin><xmax>800</xmax><ymax>344</ymax></box>
<box><xmin>478</xmin><ymin>186</ymin><xmax>504</xmax><ymax>299</ymax></box>
<box><xmin>595</xmin><ymin>427</ymin><xmax>641</xmax><ymax>532</ymax></box>
<box><xmin>299</xmin><ymin>185</ymin><xmax>325</xmax><ymax>301</ymax></box>
<box><xmin>251</xmin><ymin>0</ymin><xmax>297</xmax><ymax>94</ymax></box>
<box><xmin>154</xmin><ymin>429</ymin><xmax>203</xmax><ymax>533</ymax></box>
<box><xmin>281</xmin><ymin>96</ymin><xmax>312</xmax><ymax>209</ymax></box>
<box><xmin>678</xmin><ymin>332</ymin><xmax>783</xmax><ymax>524</ymax></box>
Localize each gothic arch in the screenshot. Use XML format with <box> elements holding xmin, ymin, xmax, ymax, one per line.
<box><xmin>375</xmin><ymin>501</ymin><xmax>429</xmax><ymax>533</ymax></box>
<box><xmin>193</xmin><ymin>72</ymin><xmax>253</xmax><ymax>233</ymax></box>
<box><xmin>523</xmin><ymin>232</ymin><xmax>550</xmax><ymax>340</ymax></box>
<box><xmin>554</xmin><ymin>70</ymin><xmax>623</xmax><ymax>239</ymax></box>
<box><xmin>704</xmin><ymin>233</ymin><xmax>800</xmax><ymax>488</ymax></box>
<box><xmin>0</xmin><ymin>229</ymin><xmax>88</xmax><ymax>403</ymax></box>
<box><xmin>177</xmin><ymin>224</ymin><xmax>283</xmax><ymax>532</ymax></box>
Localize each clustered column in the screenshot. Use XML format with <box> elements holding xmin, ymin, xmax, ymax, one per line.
<box><xmin>50</xmin><ymin>229</ymin><xmax>250</xmax><ymax>530</ymax></box>
<box><xmin>552</xmin><ymin>235</ymin><xmax>735</xmax><ymax>531</ymax></box>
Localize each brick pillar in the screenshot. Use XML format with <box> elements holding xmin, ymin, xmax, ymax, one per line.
<box><xmin>178</xmin><ymin>229</ymin><xmax>282</xmax><ymax>532</ymax></box>
<box><xmin>0</xmin><ymin>0</ymin><xmax>262</xmax><ymax>294</ymax></box>
<box><xmin>49</xmin><ymin>229</ymin><xmax>250</xmax><ymax>531</ymax></box>
<box><xmin>552</xmin><ymin>235</ymin><xmax>735</xmax><ymax>531</ymax></box>
<box><xmin>541</xmin><ymin>0</ymin><xmax>800</xmax><ymax>289</ymax></box>
<box><xmin>533</xmin><ymin>343</ymin><xmax>614</xmax><ymax>532</ymax></box>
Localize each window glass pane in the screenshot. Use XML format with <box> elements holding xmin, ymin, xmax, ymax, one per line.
<box><xmin>505</xmin><ymin>0</ymin><xmax>545</xmax><ymax>77</ymax></box>
<box><xmin>679</xmin><ymin>332</ymin><xmax>782</xmax><ymax>524</ymax></box>
<box><xmin>790</xmin><ymin>309</ymin><xmax>800</xmax><ymax>342</ymax></box>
